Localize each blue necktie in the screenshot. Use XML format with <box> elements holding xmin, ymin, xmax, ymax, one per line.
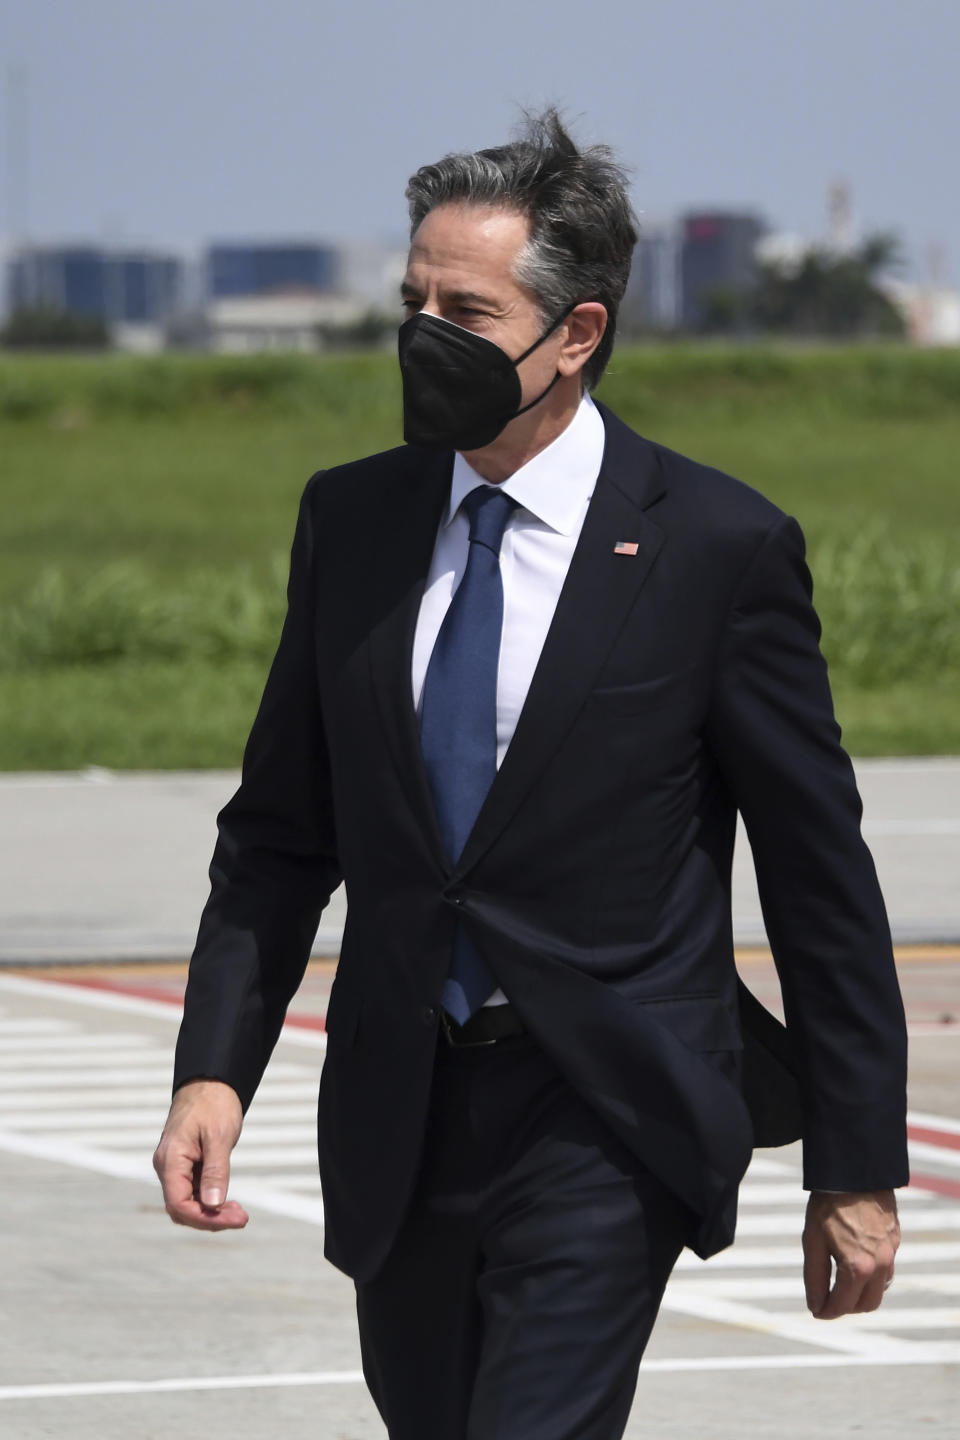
<box><xmin>420</xmin><ymin>485</ymin><xmax>517</xmax><ymax>1023</ymax></box>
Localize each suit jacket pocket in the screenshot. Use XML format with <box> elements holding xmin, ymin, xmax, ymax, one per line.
<box><xmin>633</xmin><ymin>993</ymin><xmax>743</xmax><ymax>1054</ymax></box>
<box><xmin>588</xmin><ymin>671</ymin><xmax>686</xmax><ymax>717</ymax></box>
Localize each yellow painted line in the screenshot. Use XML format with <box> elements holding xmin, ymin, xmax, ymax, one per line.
<box><xmin>736</xmin><ymin>945</ymin><xmax>960</xmax><ymax>966</ymax></box>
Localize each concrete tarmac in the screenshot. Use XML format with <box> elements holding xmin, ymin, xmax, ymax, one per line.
<box><xmin>1</xmin><ymin>756</ymin><xmax>959</xmax><ymax>963</ymax></box>
<box><xmin>0</xmin><ymin>968</ymin><xmax>958</xmax><ymax>1438</ymax></box>
<box><xmin>0</xmin><ymin>761</ymin><xmax>958</xmax><ymax>1436</ymax></box>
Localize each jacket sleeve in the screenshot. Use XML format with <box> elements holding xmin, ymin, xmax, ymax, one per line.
<box><xmin>706</xmin><ymin>513</ymin><xmax>908</xmax><ymax>1192</ymax></box>
<box><xmin>173</xmin><ymin>472</ymin><xmax>341</xmax><ymax>1110</ymax></box>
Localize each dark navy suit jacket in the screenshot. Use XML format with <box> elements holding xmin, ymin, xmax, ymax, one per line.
<box><xmin>174</xmin><ymin>404</ymin><xmax>909</xmax><ymax>1282</ymax></box>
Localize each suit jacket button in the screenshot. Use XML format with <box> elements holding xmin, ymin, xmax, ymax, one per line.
<box><xmin>421</xmin><ymin>1005</ymin><xmax>438</xmax><ymax>1025</ymax></box>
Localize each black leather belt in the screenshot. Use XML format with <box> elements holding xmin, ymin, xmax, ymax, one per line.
<box><xmin>440</xmin><ymin>1004</ymin><xmax>526</xmax><ymax>1047</ymax></box>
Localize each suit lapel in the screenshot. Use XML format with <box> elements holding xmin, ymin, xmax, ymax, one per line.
<box><xmin>456</xmin><ymin>407</ymin><xmax>666</xmax><ymax>876</ymax></box>
<box><xmin>366</xmin><ymin>448</ymin><xmax>451</xmax><ymax>859</ymax></box>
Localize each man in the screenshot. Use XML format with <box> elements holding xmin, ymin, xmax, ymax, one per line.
<box><xmin>155</xmin><ymin>111</ymin><xmax>908</xmax><ymax>1440</ymax></box>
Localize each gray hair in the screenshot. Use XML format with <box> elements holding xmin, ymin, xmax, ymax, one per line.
<box><xmin>405</xmin><ymin>109</ymin><xmax>638</xmax><ymax>389</ymax></box>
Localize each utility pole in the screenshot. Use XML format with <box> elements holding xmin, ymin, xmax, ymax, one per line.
<box><xmin>827</xmin><ymin>179</ymin><xmax>854</xmax><ymax>256</ymax></box>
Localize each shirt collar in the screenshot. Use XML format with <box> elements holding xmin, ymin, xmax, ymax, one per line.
<box><xmin>446</xmin><ymin>393</ymin><xmax>605</xmax><ymax>537</ymax></box>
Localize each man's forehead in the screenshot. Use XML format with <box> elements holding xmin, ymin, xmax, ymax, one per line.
<box><xmin>404</xmin><ymin>204</ymin><xmax>531</xmax><ymax>290</ymax></box>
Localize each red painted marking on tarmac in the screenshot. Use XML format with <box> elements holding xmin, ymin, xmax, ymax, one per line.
<box><xmin>47</xmin><ymin>974</ymin><xmax>185</xmax><ymax>1008</ymax></box>
<box><xmin>23</xmin><ymin>978</ymin><xmax>960</xmax><ymax>1100</ymax></box>
<box><xmin>283</xmin><ymin>1013</ymin><xmax>326</xmax><ymax>1032</ymax></box>
<box><xmin>32</xmin><ymin>973</ymin><xmax>327</xmax><ymax>1032</ymax></box>
<box><xmin>908</xmin><ymin>1171</ymin><xmax>960</xmax><ymax>1201</ymax></box>
<box><xmin>907</xmin><ymin>1123</ymin><xmax>960</xmax><ymax>1152</ymax></box>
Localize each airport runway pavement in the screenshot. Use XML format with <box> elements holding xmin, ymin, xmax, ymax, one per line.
<box><xmin>0</xmin><ymin>965</ymin><xmax>958</xmax><ymax>1439</ymax></box>
<box><xmin>1</xmin><ymin>759</ymin><xmax>957</xmax><ymax>1433</ymax></box>
<box><xmin>1</xmin><ymin>757</ymin><xmax>959</xmax><ymax>963</ymax></box>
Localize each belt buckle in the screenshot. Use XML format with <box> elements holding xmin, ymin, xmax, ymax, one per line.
<box><xmin>440</xmin><ymin>1010</ymin><xmax>498</xmax><ymax>1048</ymax></box>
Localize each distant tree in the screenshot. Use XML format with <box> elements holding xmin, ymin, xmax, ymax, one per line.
<box><xmin>750</xmin><ymin>232</ymin><xmax>906</xmax><ymax>339</ymax></box>
<box><xmin>700</xmin><ymin>287</ymin><xmax>751</xmax><ymax>335</ymax></box>
<box><xmin>0</xmin><ymin>306</ymin><xmax>111</xmax><ymax>350</ymax></box>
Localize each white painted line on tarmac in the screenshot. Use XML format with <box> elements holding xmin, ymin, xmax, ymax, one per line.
<box><xmin>910</xmin><ymin>1110</ymin><xmax>960</xmax><ymax>1136</ymax></box>
<box><xmin>0</xmin><ymin>1107</ymin><xmax>169</xmax><ymax>1130</ymax></box>
<box><xmin>908</xmin><ymin>1141</ymin><xmax>960</xmax><ymax>1170</ymax></box>
<box><xmin>0</xmin><ymin>1031</ymin><xmax>151</xmax><ymax>1052</ymax></box>
<box><xmin>764</xmin><ymin>1307</ymin><xmax>960</xmax><ymax>1331</ymax></box>
<box><xmin>0</xmin><ymin>1061</ymin><xmax>312</xmax><ymax>1089</ymax></box>
<box><xmin>232</xmin><ymin>1101</ymin><xmax>317</xmax><ymax>1122</ymax></box>
<box><xmin>213</xmin><ymin>1123</ymin><xmax>317</xmax><ymax>1145</ymax></box>
<box><xmin>5</xmin><ymin>1346</ymin><xmax>960</xmax><ymax>1403</ymax></box>
<box><xmin>643</xmin><ymin>1347</ymin><xmax>960</xmax><ymax>1370</ymax></box>
<box><xmin>3</xmin><ymin>1124</ymin><xmax>316</xmax><ymax>1149</ymax></box>
<box><xmin>0</xmin><ymin>1103</ymin><xmax>316</xmax><ymax>1130</ymax></box>
<box><xmin>0</xmin><ymin>1127</ymin><xmax>155</xmax><ymax>1183</ymax></box>
<box><xmin>0</xmin><ymin>1129</ymin><xmax>325</xmax><ymax>1225</ymax></box>
<box><xmin>0</xmin><ymin>1370</ymin><xmax>365</xmax><ymax>1402</ymax></box>
<box><xmin>0</xmin><ymin>1085</ymin><xmax>173</xmax><ymax>1112</ymax></box>
<box><xmin>0</xmin><ymin>1018</ymin><xmax>75</xmax><ymax>1035</ymax></box>
<box><xmin>888</xmin><ymin>1275</ymin><xmax>960</xmax><ymax>1297</ymax></box>
<box><xmin>735</xmin><ymin>1206</ymin><xmax>960</xmax><ymax>1237</ymax></box>
<box><xmin>0</xmin><ymin>1065</ymin><xmax>178</xmax><ymax>1089</ymax></box>
<box><xmin>229</xmin><ymin>1147</ymin><xmax>321</xmax><ymax>1168</ymax></box>
<box><xmin>737</xmin><ymin>1182</ymin><xmax>936</xmax><ymax>1206</ymax></box>
<box><xmin>0</xmin><ymin>1080</ymin><xmax>318</xmax><ymax>1111</ymax></box>
<box><xmin>0</xmin><ymin>1046</ymin><xmax>173</xmax><ymax>1068</ymax></box>
<box><xmin>661</xmin><ymin>1289</ymin><xmax>929</xmax><ymax>1358</ymax></box>
<box><xmin>864</xmin><ymin>819</ymin><xmax>960</xmax><ymax>836</ymax></box>
<box><xmin>674</xmin><ymin>1241</ymin><xmax>960</xmax><ymax>1270</ymax></box>
<box><xmin>667</xmin><ymin>1274</ymin><xmax>960</xmax><ymax>1301</ymax></box>
<box><xmin>735</xmin><ymin>1155</ymin><xmax>792</xmax><ymax>1177</ymax></box>
<box><xmin>223</xmin><ymin>1178</ymin><xmax>324</xmax><ymax>1223</ymax></box>
<box><xmin>237</xmin><ymin>1123</ymin><xmax>316</xmax><ymax>1144</ymax></box>
<box><xmin>0</xmin><ymin>973</ymin><xmax>328</xmax><ymax>1049</ymax></box>
<box><xmin>260</xmin><ymin>1024</ymin><xmax>327</xmax><ymax>1051</ymax></box>
<box><xmin>0</xmin><ymin>1127</ymin><xmax>162</xmax><ymax>1149</ymax></box>
<box><xmin>736</xmin><ymin>1183</ymin><xmax>805</xmax><ymax>1205</ymax></box>
<box><xmin>0</xmin><ymin>973</ymin><xmax>184</xmax><ymax>1022</ymax></box>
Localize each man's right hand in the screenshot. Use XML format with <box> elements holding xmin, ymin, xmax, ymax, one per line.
<box><xmin>153</xmin><ymin>1079</ymin><xmax>249</xmax><ymax>1231</ymax></box>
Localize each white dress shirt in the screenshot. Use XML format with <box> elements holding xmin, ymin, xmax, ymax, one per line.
<box><xmin>411</xmin><ymin>393</ymin><xmax>606</xmax><ymax>1004</ymax></box>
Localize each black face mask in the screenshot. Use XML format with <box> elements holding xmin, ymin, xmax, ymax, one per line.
<box><xmin>397</xmin><ymin>308</ymin><xmax>570</xmax><ymax>451</ymax></box>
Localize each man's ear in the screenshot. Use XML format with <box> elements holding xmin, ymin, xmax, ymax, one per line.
<box><xmin>557</xmin><ymin>303</ymin><xmax>607</xmax><ymax>378</ymax></box>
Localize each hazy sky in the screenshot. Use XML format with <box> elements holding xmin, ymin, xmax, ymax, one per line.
<box><xmin>2</xmin><ymin>0</ymin><xmax>958</xmax><ymax>284</ymax></box>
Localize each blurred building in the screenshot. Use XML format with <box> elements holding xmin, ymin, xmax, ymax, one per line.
<box><xmin>621</xmin><ymin>225</ymin><xmax>682</xmax><ymax>333</ymax></box>
<box><xmin>206</xmin><ymin>241</ymin><xmax>339</xmax><ymax>299</ymax></box>
<box><xmin>337</xmin><ymin>239</ymin><xmax>407</xmax><ymax>313</ymax></box>
<box><xmin>203</xmin><ymin>289</ymin><xmax>367</xmax><ymax>353</ymax></box>
<box><xmin>680</xmin><ymin>212</ymin><xmax>766</xmax><ymax>330</ymax></box>
<box><xmin>7</xmin><ymin>244</ymin><xmax>183</xmax><ymax>329</ymax></box>
<box><xmin>881</xmin><ymin>281</ymin><xmax>960</xmax><ymax>346</ymax></box>
<box><xmin>185</xmin><ymin>237</ymin><xmax>405</xmax><ymax>352</ymax></box>
<box><xmin>754</xmin><ymin>231</ymin><xmax>812</xmax><ymax>278</ymax></box>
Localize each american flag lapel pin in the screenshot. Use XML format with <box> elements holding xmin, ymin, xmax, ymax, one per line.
<box><xmin>613</xmin><ymin>540</ymin><xmax>639</xmax><ymax>556</ymax></box>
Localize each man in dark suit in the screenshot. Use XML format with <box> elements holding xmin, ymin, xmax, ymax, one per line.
<box><xmin>155</xmin><ymin>111</ymin><xmax>907</xmax><ymax>1439</ymax></box>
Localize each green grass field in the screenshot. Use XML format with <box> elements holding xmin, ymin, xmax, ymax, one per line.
<box><xmin>1</xmin><ymin>346</ymin><xmax>958</xmax><ymax>768</ymax></box>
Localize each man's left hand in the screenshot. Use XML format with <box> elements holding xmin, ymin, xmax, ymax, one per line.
<box><xmin>802</xmin><ymin>1189</ymin><xmax>900</xmax><ymax>1319</ymax></box>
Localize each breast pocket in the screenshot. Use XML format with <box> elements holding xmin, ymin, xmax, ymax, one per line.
<box><xmin>588</xmin><ymin>671</ymin><xmax>686</xmax><ymax>718</ymax></box>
